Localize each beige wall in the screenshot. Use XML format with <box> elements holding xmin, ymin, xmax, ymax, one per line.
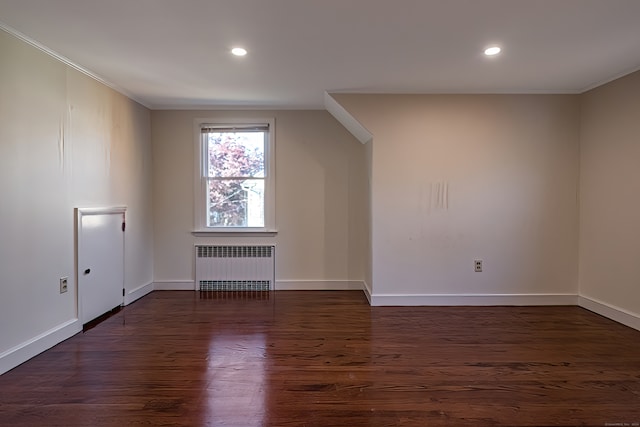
<box><xmin>333</xmin><ymin>94</ymin><xmax>580</xmax><ymax>301</ymax></box>
<box><xmin>151</xmin><ymin>110</ymin><xmax>366</xmax><ymax>287</ymax></box>
<box><xmin>579</xmin><ymin>70</ymin><xmax>640</xmax><ymax>322</ymax></box>
<box><xmin>0</xmin><ymin>29</ymin><xmax>153</xmax><ymax>372</ymax></box>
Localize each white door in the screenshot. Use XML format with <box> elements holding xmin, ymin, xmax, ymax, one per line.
<box><xmin>77</xmin><ymin>207</ymin><xmax>125</xmax><ymax>324</ymax></box>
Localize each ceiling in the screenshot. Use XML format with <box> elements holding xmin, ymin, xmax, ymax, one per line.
<box><xmin>1</xmin><ymin>0</ymin><xmax>640</xmax><ymax>109</ymax></box>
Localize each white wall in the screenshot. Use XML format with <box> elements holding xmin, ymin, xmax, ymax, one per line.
<box><xmin>332</xmin><ymin>94</ymin><xmax>581</xmax><ymax>304</ymax></box>
<box><xmin>151</xmin><ymin>110</ymin><xmax>366</xmax><ymax>289</ymax></box>
<box><xmin>579</xmin><ymin>70</ymin><xmax>640</xmax><ymax>328</ymax></box>
<box><xmin>0</xmin><ymin>29</ymin><xmax>154</xmax><ymax>373</ymax></box>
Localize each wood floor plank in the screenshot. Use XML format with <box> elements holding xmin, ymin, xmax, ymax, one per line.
<box><xmin>0</xmin><ymin>290</ymin><xmax>639</xmax><ymax>426</ymax></box>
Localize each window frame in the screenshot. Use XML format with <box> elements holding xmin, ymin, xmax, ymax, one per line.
<box><xmin>193</xmin><ymin>118</ymin><xmax>276</xmax><ymax>234</ymax></box>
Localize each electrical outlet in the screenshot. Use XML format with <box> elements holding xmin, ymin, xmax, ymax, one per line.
<box><xmin>60</xmin><ymin>277</ymin><xmax>68</xmax><ymax>294</ymax></box>
<box><xmin>474</xmin><ymin>260</ymin><xmax>483</xmax><ymax>272</ymax></box>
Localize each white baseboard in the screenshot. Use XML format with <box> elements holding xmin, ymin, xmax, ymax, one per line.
<box><xmin>0</xmin><ymin>318</ymin><xmax>81</xmax><ymax>375</ymax></box>
<box><xmin>124</xmin><ymin>282</ymin><xmax>154</xmax><ymax>305</ymax></box>
<box><xmin>362</xmin><ymin>281</ymin><xmax>372</xmax><ymax>304</ymax></box>
<box><xmin>369</xmin><ymin>293</ymin><xmax>579</xmax><ymax>307</ymax></box>
<box><xmin>275</xmin><ymin>280</ymin><xmax>365</xmax><ymax>291</ymax></box>
<box><xmin>579</xmin><ymin>295</ymin><xmax>640</xmax><ymax>332</ymax></box>
<box><xmin>153</xmin><ymin>281</ymin><xmax>196</xmax><ymax>291</ymax></box>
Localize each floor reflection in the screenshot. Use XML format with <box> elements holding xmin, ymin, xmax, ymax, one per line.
<box><xmin>201</xmin><ymin>318</ymin><xmax>268</xmax><ymax>425</ymax></box>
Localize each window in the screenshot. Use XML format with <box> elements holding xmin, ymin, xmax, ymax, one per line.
<box><xmin>194</xmin><ymin>118</ymin><xmax>275</xmax><ymax>233</ymax></box>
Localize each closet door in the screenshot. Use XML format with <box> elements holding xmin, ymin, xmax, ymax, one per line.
<box><xmin>77</xmin><ymin>207</ymin><xmax>125</xmax><ymax>324</ymax></box>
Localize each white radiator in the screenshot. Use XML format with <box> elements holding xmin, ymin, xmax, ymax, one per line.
<box><xmin>195</xmin><ymin>245</ymin><xmax>275</xmax><ymax>291</ymax></box>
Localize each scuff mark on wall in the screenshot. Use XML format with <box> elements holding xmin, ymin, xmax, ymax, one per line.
<box><xmin>430</xmin><ymin>181</ymin><xmax>449</xmax><ymax>212</ymax></box>
<box><xmin>66</xmin><ymin>104</ymin><xmax>75</xmax><ymax>178</ymax></box>
<box><xmin>58</xmin><ymin>114</ymin><xmax>65</xmax><ymax>170</ymax></box>
<box><xmin>105</xmin><ymin>145</ymin><xmax>111</xmax><ymax>174</ymax></box>
<box><xmin>419</xmin><ymin>181</ymin><xmax>450</xmax><ymax>238</ymax></box>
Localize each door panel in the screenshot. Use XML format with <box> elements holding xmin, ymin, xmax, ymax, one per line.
<box><xmin>77</xmin><ymin>208</ymin><xmax>125</xmax><ymax>324</ymax></box>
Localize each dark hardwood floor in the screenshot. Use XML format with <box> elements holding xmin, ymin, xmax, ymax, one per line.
<box><xmin>1</xmin><ymin>291</ymin><xmax>639</xmax><ymax>426</ymax></box>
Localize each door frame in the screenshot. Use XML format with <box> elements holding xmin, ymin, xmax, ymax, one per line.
<box><xmin>75</xmin><ymin>206</ymin><xmax>126</xmax><ymax>323</ymax></box>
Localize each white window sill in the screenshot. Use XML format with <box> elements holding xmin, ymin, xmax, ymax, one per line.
<box><xmin>191</xmin><ymin>229</ymin><xmax>278</xmax><ymax>237</ymax></box>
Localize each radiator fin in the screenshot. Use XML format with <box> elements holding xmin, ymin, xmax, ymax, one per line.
<box><xmin>199</xmin><ymin>290</ymin><xmax>271</xmax><ymax>301</ymax></box>
<box><xmin>195</xmin><ymin>245</ymin><xmax>275</xmax><ymax>292</ymax></box>
<box><xmin>197</xmin><ymin>245</ymin><xmax>272</xmax><ymax>258</ymax></box>
<box><xmin>199</xmin><ymin>280</ymin><xmax>270</xmax><ymax>292</ymax></box>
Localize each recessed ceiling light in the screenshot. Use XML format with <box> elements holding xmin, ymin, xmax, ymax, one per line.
<box><xmin>484</xmin><ymin>46</ymin><xmax>501</xmax><ymax>56</ymax></box>
<box><xmin>231</xmin><ymin>47</ymin><xmax>247</xmax><ymax>56</ymax></box>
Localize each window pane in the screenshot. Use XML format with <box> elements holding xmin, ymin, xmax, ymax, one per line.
<box><xmin>207</xmin><ymin>131</ymin><xmax>265</xmax><ymax>178</ymax></box>
<box><xmin>207</xmin><ymin>179</ymin><xmax>265</xmax><ymax>227</ymax></box>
